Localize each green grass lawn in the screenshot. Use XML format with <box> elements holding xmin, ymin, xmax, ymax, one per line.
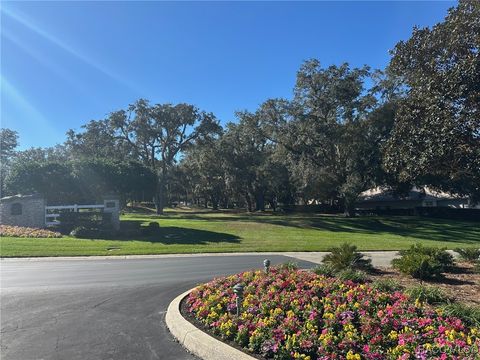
<box><xmin>1</xmin><ymin>209</ymin><xmax>479</xmax><ymax>257</ymax></box>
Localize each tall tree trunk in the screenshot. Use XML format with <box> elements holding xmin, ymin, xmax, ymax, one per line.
<box><xmin>222</xmin><ymin>197</ymin><xmax>229</xmax><ymax>209</ymax></box>
<box><xmin>269</xmin><ymin>198</ymin><xmax>277</xmax><ymax>212</ymax></box>
<box><xmin>255</xmin><ymin>192</ymin><xmax>265</xmax><ymax>211</ymax></box>
<box><xmin>211</xmin><ymin>195</ymin><xmax>218</xmax><ymax>210</ymax></box>
<box><xmin>155</xmin><ymin>177</ymin><xmax>166</xmax><ymax>215</ymax></box>
<box><xmin>343</xmin><ymin>196</ymin><xmax>356</xmax><ymax>217</ymax></box>
<box><xmin>155</xmin><ymin>192</ymin><xmax>164</xmax><ymax>215</ymax></box>
<box><xmin>245</xmin><ymin>193</ymin><xmax>253</xmax><ymax>212</ymax></box>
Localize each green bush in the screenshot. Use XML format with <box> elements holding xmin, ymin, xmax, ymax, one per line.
<box><xmin>391</xmin><ymin>244</ymin><xmax>454</xmax><ymax>280</ymax></box>
<box><xmin>336</xmin><ymin>269</ymin><xmax>367</xmax><ymax>283</ymax></box>
<box><xmin>148</xmin><ymin>221</ymin><xmax>160</xmax><ymax>229</ymax></box>
<box><xmin>312</xmin><ymin>264</ymin><xmax>336</xmax><ymax>277</ymax></box>
<box><xmin>141</xmin><ymin>221</ymin><xmax>161</xmax><ymax>236</ymax></box>
<box><xmin>322</xmin><ymin>243</ymin><xmax>373</xmax><ymax>272</ymax></box>
<box><xmin>70</xmin><ymin>227</ymin><xmax>117</xmax><ymax>239</ymax></box>
<box><xmin>371</xmin><ymin>279</ymin><xmax>404</xmax><ymax>292</ymax></box>
<box><xmin>455</xmin><ymin>248</ymin><xmax>480</xmax><ymax>262</ymax></box>
<box><xmin>440</xmin><ymin>303</ymin><xmax>480</xmax><ymax>327</ymax></box>
<box><xmin>406</xmin><ymin>285</ymin><xmax>449</xmax><ymax>305</ymax></box>
<box><xmin>70</xmin><ymin>226</ymin><xmax>98</xmax><ymax>239</ymax></box>
<box><xmin>100</xmin><ymin>212</ymin><xmax>113</xmax><ymax>230</ymax></box>
<box><xmin>59</xmin><ymin>211</ymin><xmax>113</xmax><ymax>233</ymax></box>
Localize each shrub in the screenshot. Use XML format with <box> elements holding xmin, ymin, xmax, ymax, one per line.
<box><xmin>69</xmin><ymin>226</ymin><xmax>99</xmax><ymax>239</ymax></box>
<box><xmin>371</xmin><ymin>279</ymin><xmax>404</xmax><ymax>292</ymax></box>
<box><xmin>391</xmin><ymin>244</ymin><xmax>454</xmax><ymax>280</ymax></box>
<box><xmin>141</xmin><ymin>221</ymin><xmax>160</xmax><ymax>236</ymax></box>
<box><xmin>100</xmin><ymin>212</ymin><xmax>113</xmax><ymax>230</ymax></box>
<box><xmin>57</xmin><ymin>211</ymin><xmax>114</xmax><ymax>233</ymax></box>
<box><xmin>70</xmin><ymin>226</ymin><xmax>86</xmax><ymax>238</ymax></box>
<box><xmin>336</xmin><ymin>269</ymin><xmax>367</xmax><ymax>283</ymax></box>
<box><xmin>440</xmin><ymin>303</ymin><xmax>480</xmax><ymax>327</ymax></box>
<box><xmin>322</xmin><ymin>243</ymin><xmax>373</xmax><ymax>272</ymax></box>
<box><xmin>312</xmin><ymin>264</ymin><xmax>336</xmax><ymax>277</ymax></box>
<box><xmin>455</xmin><ymin>247</ymin><xmax>480</xmax><ymax>262</ymax></box>
<box><xmin>148</xmin><ymin>221</ymin><xmax>160</xmax><ymax>229</ymax></box>
<box><xmin>405</xmin><ymin>285</ymin><xmax>449</xmax><ymax>305</ymax></box>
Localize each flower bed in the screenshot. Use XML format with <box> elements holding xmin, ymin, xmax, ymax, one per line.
<box><xmin>0</xmin><ymin>225</ymin><xmax>62</xmax><ymax>238</ymax></box>
<box><xmin>186</xmin><ymin>266</ymin><xmax>480</xmax><ymax>360</ymax></box>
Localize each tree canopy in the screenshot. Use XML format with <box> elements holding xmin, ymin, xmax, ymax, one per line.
<box><xmin>2</xmin><ymin>1</ymin><xmax>478</xmax><ymax>213</ymax></box>
<box><xmin>384</xmin><ymin>0</ymin><xmax>480</xmax><ymax>200</ymax></box>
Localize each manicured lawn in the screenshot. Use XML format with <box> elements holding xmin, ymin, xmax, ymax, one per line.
<box><xmin>1</xmin><ymin>210</ymin><xmax>479</xmax><ymax>257</ymax></box>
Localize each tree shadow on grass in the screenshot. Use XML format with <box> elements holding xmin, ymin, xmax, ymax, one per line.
<box><xmin>95</xmin><ymin>220</ymin><xmax>241</xmax><ymax>245</ymax></box>
<box><xmin>145</xmin><ymin>226</ymin><xmax>240</xmax><ymax>245</ymax></box>
<box><xmin>127</xmin><ymin>213</ymin><xmax>480</xmax><ymax>245</ymax></box>
<box><xmin>295</xmin><ymin>217</ymin><xmax>480</xmax><ymax>244</ymax></box>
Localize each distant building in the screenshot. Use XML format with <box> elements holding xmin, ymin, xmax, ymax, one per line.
<box><xmin>356</xmin><ymin>186</ymin><xmax>476</xmax><ymax>210</ymax></box>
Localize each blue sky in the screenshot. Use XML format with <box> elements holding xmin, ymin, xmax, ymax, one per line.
<box><xmin>2</xmin><ymin>1</ymin><xmax>455</xmax><ymax>149</ymax></box>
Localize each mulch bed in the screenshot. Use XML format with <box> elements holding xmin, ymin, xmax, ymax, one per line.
<box><xmin>368</xmin><ymin>262</ymin><xmax>480</xmax><ymax>305</ymax></box>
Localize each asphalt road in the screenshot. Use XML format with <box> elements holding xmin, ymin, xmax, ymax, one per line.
<box><xmin>0</xmin><ymin>255</ymin><xmax>314</xmax><ymax>360</ymax></box>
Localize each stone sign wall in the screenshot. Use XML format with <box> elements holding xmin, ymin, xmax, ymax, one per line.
<box><xmin>0</xmin><ymin>194</ymin><xmax>46</xmax><ymax>228</ymax></box>
<box><xmin>1</xmin><ymin>194</ymin><xmax>121</xmax><ymax>230</ymax></box>
<box><xmin>102</xmin><ymin>198</ymin><xmax>120</xmax><ymax>230</ymax></box>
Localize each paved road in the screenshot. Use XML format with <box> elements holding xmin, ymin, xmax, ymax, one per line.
<box><xmin>0</xmin><ymin>255</ymin><xmax>314</xmax><ymax>360</ymax></box>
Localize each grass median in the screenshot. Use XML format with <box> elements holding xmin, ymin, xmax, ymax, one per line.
<box><xmin>1</xmin><ymin>210</ymin><xmax>479</xmax><ymax>257</ymax></box>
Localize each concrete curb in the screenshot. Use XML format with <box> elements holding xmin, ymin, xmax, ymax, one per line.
<box><xmin>166</xmin><ymin>288</ymin><xmax>256</xmax><ymax>360</ymax></box>
<box><xmin>0</xmin><ymin>251</ymin><xmax>398</xmax><ymax>261</ymax></box>
<box><xmin>0</xmin><ymin>251</ymin><xmax>403</xmax><ymax>268</ymax></box>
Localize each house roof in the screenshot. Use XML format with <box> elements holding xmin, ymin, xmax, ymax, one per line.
<box><xmin>358</xmin><ymin>186</ymin><xmax>463</xmax><ymax>202</ymax></box>
<box><xmin>0</xmin><ymin>194</ymin><xmax>44</xmax><ymax>203</ymax></box>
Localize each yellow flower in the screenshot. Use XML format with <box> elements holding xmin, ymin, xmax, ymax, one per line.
<box><xmin>323</xmin><ymin>312</ymin><xmax>334</xmax><ymax>320</ymax></box>
<box><xmin>346</xmin><ymin>350</ymin><xmax>361</xmax><ymax>360</ymax></box>
<box><xmin>388</xmin><ymin>330</ymin><xmax>398</xmax><ymax>340</ymax></box>
<box><xmin>293</xmin><ymin>352</ymin><xmax>311</xmax><ymax>360</ymax></box>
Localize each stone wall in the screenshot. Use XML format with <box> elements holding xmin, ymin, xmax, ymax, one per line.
<box><xmin>0</xmin><ymin>194</ymin><xmax>46</xmax><ymax>228</ymax></box>
<box><xmin>103</xmin><ymin>198</ymin><xmax>120</xmax><ymax>230</ymax></box>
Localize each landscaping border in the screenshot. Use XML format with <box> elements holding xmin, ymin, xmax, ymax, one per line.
<box><xmin>166</xmin><ymin>288</ymin><xmax>255</xmax><ymax>360</ymax></box>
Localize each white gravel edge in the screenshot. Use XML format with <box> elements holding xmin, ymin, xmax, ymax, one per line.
<box><xmin>166</xmin><ymin>288</ymin><xmax>256</xmax><ymax>360</ymax></box>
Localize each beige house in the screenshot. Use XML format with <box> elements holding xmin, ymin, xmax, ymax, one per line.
<box><xmin>356</xmin><ymin>186</ymin><xmax>475</xmax><ymax>210</ymax></box>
